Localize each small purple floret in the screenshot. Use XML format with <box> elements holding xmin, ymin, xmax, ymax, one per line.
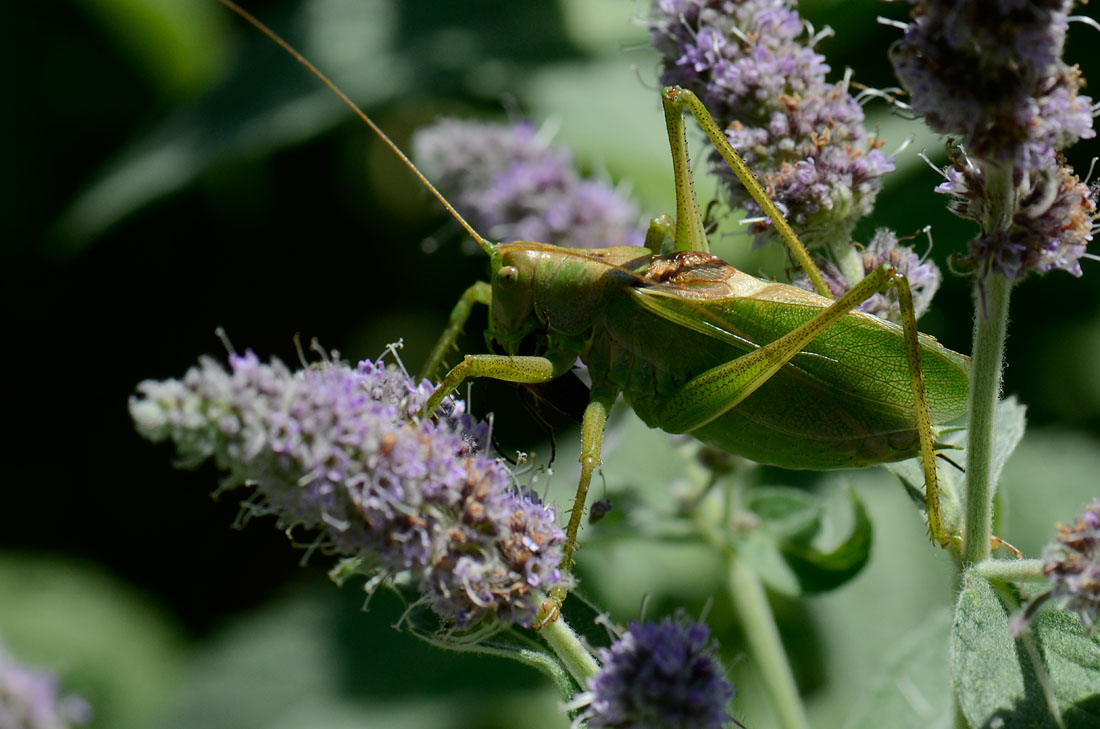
<box><xmin>1044</xmin><ymin>498</ymin><xmax>1100</xmax><ymax>631</ymax></box>
<box><xmin>793</xmin><ymin>228</ymin><xmax>943</xmax><ymax>322</ymax></box>
<box><xmin>0</xmin><ymin>640</ymin><xmax>91</xmax><ymax>729</ymax></box>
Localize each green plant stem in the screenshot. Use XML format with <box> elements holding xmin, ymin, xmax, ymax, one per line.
<box><xmin>962</xmin><ymin>271</ymin><xmax>1012</xmax><ymax>565</ymax></box>
<box><xmin>539</xmin><ymin>612</ymin><xmax>600</xmax><ymax>688</ymax></box>
<box><xmin>974</xmin><ymin>558</ymin><xmax>1045</xmax><ymax>583</ymax></box>
<box><xmin>830</xmin><ymin>238</ymin><xmax>864</xmax><ymax>291</ymax></box>
<box><xmin>726</xmin><ymin>552</ymin><xmax>811</xmax><ymax>729</ymax></box>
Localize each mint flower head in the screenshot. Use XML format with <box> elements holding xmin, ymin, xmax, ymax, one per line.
<box><xmin>585</xmin><ymin>616</ymin><xmax>735</xmax><ymax>729</ymax></box>
<box><xmin>1043</xmin><ymin>498</ymin><xmax>1100</xmax><ymax>631</ymax></box>
<box><xmin>412</xmin><ymin>120</ymin><xmax>645</xmax><ymax>249</ymax></box>
<box><xmin>890</xmin><ymin>0</ymin><xmax>1095</xmax><ymax>172</ymax></box>
<box><xmin>793</xmin><ymin>228</ymin><xmax>943</xmax><ymax>321</ymax></box>
<box><xmin>130</xmin><ymin>351</ymin><xmax>571</xmax><ymax>628</ymax></box>
<box><xmin>0</xmin><ymin>640</ymin><xmax>91</xmax><ymax>729</ymax></box>
<box><xmin>936</xmin><ymin>151</ymin><xmax>1098</xmax><ymax>279</ymax></box>
<box><xmin>650</xmin><ymin>0</ymin><xmax>895</xmax><ymax>251</ymax></box>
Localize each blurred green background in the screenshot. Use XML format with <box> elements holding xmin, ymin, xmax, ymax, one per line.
<box><xmin>4</xmin><ymin>1</ymin><xmax>1099</xmax><ymax>728</ymax></box>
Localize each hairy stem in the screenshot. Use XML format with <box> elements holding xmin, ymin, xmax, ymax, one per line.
<box><xmin>963</xmin><ymin>269</ymin><xmax>1013</xmax><ymax>565</ymax></box>
<box><xmin>974</xmin><ymin>558</ymin><xmax>1045</xmax><ymax>583</ymax></box>
<box><xmin>539</xmin><ymin>613</ymin><xmax>600</xmax><ymax>688</ymax></box>
<box><xmin>830</xmin><ymin>237</ymin><xmax>864</xmax><ymax>291</ymax></box>
<box><xmin>962</xmin><ymin>159</ymin><xmax>1016</xmax><ymax>566</ymax></box>
<box><xmin>726</xmin><ymin>553</ymin><xmax>811</xmax><ymax>729</ymax></box>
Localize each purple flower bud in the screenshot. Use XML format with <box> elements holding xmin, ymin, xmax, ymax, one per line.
<box><xmin>412</xmin><ymin>120</ymin><xmax>645</xmax><ymax>248</ymax></box>
<box><xmin>586</xmin><ymin>616</ymin><xmax>734</xmax><ymax>729</ymax></box>
<box><xmin>1043</xmin><ymin>498</ymin><xmax>1100</xmax><ymax>631</ymax></box>
<box><xmin>130</xmin><ymin>351</ymin><xmax>571</xmax><ymax>628</ymax></box>
<box><xmin>890</xmin><ymin>0</ymin><xmax>1095</xmax><ymax>171</ymax></box>
<box><xmin>792</xmin><ymin>229</ymin><xmax>943</xmax><ymax>322</ymax></box>
<box><xmin>650</xmin><ymin>0</ymin><xmax>895</xmax><ymax>250</ymax></box>
<box><xmin>936</xmin><ymin>150</ymin><xmax>1097</xmax><ymax>279</ymax></box>
<box><xmin>0</xmin><ymin>640</ymin><xmax>91</xmax><ymax>729</ymax></box>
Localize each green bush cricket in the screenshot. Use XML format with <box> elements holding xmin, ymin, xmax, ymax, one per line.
<box><xmin>219</xmin><ymin>1</ymin><xmax>970</xmax><ymax>575</ymax></box>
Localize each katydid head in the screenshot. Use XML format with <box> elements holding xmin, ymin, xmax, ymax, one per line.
<box><xmin>487</xmin><ymin>244</ymin><xmax>542</xmax><ymax>355</ymax></box>
<box><xmin>485</xmin><ymin>242</ymin><xmax>655</xmax><ymax>358</ymax></box>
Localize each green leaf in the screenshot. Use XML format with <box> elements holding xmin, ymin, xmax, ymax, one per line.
<box><xmin>0</xmin><ymin>555</ymin><xmax>184</xmax><ymax>729</ymax></box>
<box><xmin>739</xmin><ymin>483</ymin><xmax>872</xmax><ymax>596</ymax></box>
<box><xmin>736</xmin><ymin>529</ymin><xmax>801</xmax><ymax>597</ymax></box>
<box><xmin>952</xmin><ymin>571</ymin><xmax>1041</xmax><ymax>728</ymax></box>
<box><xmin>843</xmin><ymin>608</ymin><xmax>952</xmax><ymax>729</ymax></box>
<box><xmin>987</xmin><ymin>395</ymin><xmax>1028</xmax><ymax>492</ymax></box>
<box><xmin>951</xmin><ymin>569</ymin><xmax>1100</xmax><ymax>729</ymax></box>
<box><xmin>777</xmin><ymin>487</ymin><xmax>873</xmax><ymax>594</ymax></box>
<box><xmin>746</xmin><ymin>486</ymin><xmax>822</xmax><ymax>542</ymax></box>
<box><xmin>1031</xmin><ymin>606</ymin><xmax>1100</xmax><ymax>727</ymax></box>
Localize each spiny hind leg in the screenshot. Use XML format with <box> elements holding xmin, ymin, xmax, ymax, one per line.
<box><xmin>661</xmin><ymin>86</ymin><xmax>830</xmax><ymax>297</ymax></box>
<box><xmin>655</xmin><ymin>264</ymin><xmax>951</xmax><ymax>547</ymax></box>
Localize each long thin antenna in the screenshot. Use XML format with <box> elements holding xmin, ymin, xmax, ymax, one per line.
<box><xmin>217</xmin><ymin>0</ymin><xmax>493</xmax><ymax>254</ymax></box>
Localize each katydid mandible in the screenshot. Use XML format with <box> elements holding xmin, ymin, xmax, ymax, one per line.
<box><xmin>219</xmin><ymin>1</ymin><xmax>969</xmax><ymax>571</ymax></box>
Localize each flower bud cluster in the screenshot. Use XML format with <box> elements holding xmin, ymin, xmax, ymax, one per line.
<box><xmin>585</xmin><ymin>616</ymin><xmax>734</xmax><ymax>729</ymax></box>
<box><xmin>891</xmin><ymin>0</ymin><xmax>1094</xmax><ymax>172</ymax></box>
<box><xmin>794</xmin><ymin>228</ymin><xmax>943</xmax><ymax>322</ymax></box>
<box><xmin>649</xmin><ymin>0</ymin><xmax>895</xmax><ymax>250</ymax></box>
<box><xmin>892</xmin><ymin>1</ymin><xmax>1096</xmax><ymax>280</ymax></box>
<box><xmin>0</xmin><ymin>640</ymin><xmax>91</xmax><ymax>729</ymax></box>
<box><xmin>130</xmin><ymin>351</ymin><xmax>571</xmax><ymax>628</ymax></box>
<box><xmin>1044</xmin><ymin>498</ymin><xmax>1100</xmax><ymax>631</ymax></box>
<box><xmin>412</xmin><ymin>120</ymin><xmax>644</xmax><ymax>249</ymax></box>
<box><xmin>936</xmin><ymin>150</ymin><xmax>1097</xmax><ymax>279</ymax></box>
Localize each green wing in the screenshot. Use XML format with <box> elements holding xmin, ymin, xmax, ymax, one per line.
<box><xmin>628</xmin><ymin>281</ymin><xmax>970</xmax><ymax>425</ymax></box>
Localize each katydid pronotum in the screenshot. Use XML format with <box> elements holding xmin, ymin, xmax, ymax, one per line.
<box><xmin>219</xmin><ymin>1</ymin><xmax>970</xmax><ymax>578</ymax></box>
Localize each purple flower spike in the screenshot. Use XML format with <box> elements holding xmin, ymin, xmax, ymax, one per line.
<box><xmin>130</xmin><ymin>351</ymin><xmax>571</xmax><ymax>628</ymax></box>
<box><xmin>586</xmin><ymin>616</ymin><xmax>735</xmax><ymax>729</ymax></box>
<box><xmin>793</xmin><ymin>228</ymin><xmax>943</xmax><ymax>322</ymax></box>
<box><xmin>650</xmin><ymin>0</ymin><xmax>895</xmax><ymax>250</ymax></box>
<box><xmin>412</xmin><ymin>120</ymin><xmax>645</xmax><ymax>249</ymax></box>
<box><xmin>891</xmin><ymin>0</ymin><xmax>1095</xmax><ymax>172</ymax></box>
<box><xmin>1043</xmin><ymin>498</ymin><xmax>1100</xmax><ymax>631</ymax></box>
<box><xmin>0</xmin><ymin>640</ymin><xmax>91</xmax><ymax>729</ymax></box>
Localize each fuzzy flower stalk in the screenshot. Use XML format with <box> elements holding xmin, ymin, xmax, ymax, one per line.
<box><xmin>0</xmin><ymin>639</ymin><xmax>91</xmax><ymax>729</ymax></box>
<box><xmin>1043</xmin><ymin>499</ymin><xmax>1100</xmax><ymax>632</ymax></box>
<box><xmin>890</xmin><ymin>0</ymin><xmax>1097</xmax><ymax>567</ymax></box>
<box><xmin>578</xmin><ymin>616</ymin><xmax>736</xmax><ymax>729</ymax></box>
<box><xmin>129</xmin><ymin>350</ymin><xmax>571</xmax><ymax>629</ymax></box>
<box><xmin>412</xmin><ymin>120</ymin><xmax>645</xmax><ymax>249</ymax></box>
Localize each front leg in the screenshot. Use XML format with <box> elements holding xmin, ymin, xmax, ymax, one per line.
<box><xmin>420</xmin><ymin>353</ymin><xmax>559</xmax><ymax>418</ymax></box>
<box><xmin>559</xmin><ymin>386</ymin><xmax>619</xmax><ymax>570</ymax></box>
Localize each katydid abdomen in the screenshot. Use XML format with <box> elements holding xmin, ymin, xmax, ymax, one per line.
<box><xmin>565</xmin><ymin>249</ymin><xmax>971</xmax><ymax>471</ymax></box>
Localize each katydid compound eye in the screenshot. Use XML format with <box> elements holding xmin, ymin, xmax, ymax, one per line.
<box><xmin>498</xmin><ymin>266</ymin><xmax>519</xmax><ymax>288</ymax></box>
